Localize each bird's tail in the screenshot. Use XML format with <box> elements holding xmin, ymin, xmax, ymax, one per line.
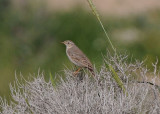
<box><xmin>88</xmin><ymin>68</ymin><xmax>95</xmax><ymax>77</ymax></box>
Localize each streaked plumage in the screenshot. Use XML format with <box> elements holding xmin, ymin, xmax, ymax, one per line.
<box><xmin>62</xmin><ymin>40</ymin><xmax>95</xmax><ymax>76</ymax></box>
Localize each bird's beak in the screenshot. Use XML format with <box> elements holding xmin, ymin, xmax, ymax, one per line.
<box><xmin>61</xmin><ymin>42</ymin><xmax>65</xmax><ymax>44</ymax></box>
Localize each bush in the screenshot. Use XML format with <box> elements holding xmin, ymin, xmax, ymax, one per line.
<box><xmin>1</xmin><ymin>53</ymin><xmax>160</xmax><ymax>113</ymax></box>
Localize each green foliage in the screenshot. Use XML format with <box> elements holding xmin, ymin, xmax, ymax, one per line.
<box><xmin>108</xmin><ymin>64</ymin><xmax>127</xmax><ymax>95</ymax></box>
<box><xmin>50</xmin><ymin>73</ymin><xmax>56</xmax><ymax>88</ymax></box>
<box><xmin>0</xmin><ymin>0</ymin><xmax>9</xmax><ymax>17</ymax></box>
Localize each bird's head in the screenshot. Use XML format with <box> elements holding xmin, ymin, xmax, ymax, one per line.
<box><xmin>61</xmin><ymin>40</ymin><xmax>75</xmax><ymax>48</ymax></box>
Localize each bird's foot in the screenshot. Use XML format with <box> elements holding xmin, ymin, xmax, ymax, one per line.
<box><xmin>72</xmin><ymin>68</ymin><xmax>81</xmax><ymax>76</ymax></box>
<box><xmin>72</xmin><ymin>72</ymin><xmax>78</xmax><ymax>76</ymax></box>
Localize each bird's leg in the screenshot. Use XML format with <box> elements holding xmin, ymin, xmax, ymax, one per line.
<box><xmin>73</xmin><ymin>67</ymin><xmax>81</xmax><ymax>76</ymax></box>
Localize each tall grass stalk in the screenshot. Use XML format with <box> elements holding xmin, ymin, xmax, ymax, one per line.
<box><xmin>87</xmin><ymin>0</ymin><xmax>116</xmax><ymax>53</ymax></box>
<box><xmin>87</xmin><ymin>0</ymin><xmax>126</xmax><ymax>94</ymax></box>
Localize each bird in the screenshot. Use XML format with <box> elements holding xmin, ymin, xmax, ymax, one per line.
<box><xmin>62</xmin><ymin>40</ymin><xmax>95</xmax><ymax>76</ymax></box>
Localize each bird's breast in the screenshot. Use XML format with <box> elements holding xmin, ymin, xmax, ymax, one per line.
<box><xmin>66</xmin><ymin>49</ymin><xmax>81</xmax><ymax>66</ymax></box>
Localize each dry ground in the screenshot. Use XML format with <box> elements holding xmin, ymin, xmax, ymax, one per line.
<box><xmin>46</xmin><ymin>0</ymin><xmax>160</xmax><ymax>16</ymax></box>
<box><xmin>12</xmin><ymin>0</ymin><xmax>160</xmax><ymax>16</ymax></box>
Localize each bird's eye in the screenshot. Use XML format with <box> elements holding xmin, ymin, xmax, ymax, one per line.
<box><xmin>68</xmin><ymin>42</ymin><xmax>69</xmax><ymax>44</ymax></box>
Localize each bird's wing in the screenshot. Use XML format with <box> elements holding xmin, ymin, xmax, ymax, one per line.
<box><xmin>68</xmin><ymin>50</ymin><xmax>93</xmax><ymax>69</ymax></box>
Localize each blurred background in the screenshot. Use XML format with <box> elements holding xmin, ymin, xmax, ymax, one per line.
<box><xmin>0</xmin><ymin>0</ymin><xmax>160</xmax><ymax>99</ymax></box>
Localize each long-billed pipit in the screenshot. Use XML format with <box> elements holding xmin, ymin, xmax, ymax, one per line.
<box><xmin>62</xmin><ymin>40</ymin><xmax>95</xmax><ymax>76</ymax></box>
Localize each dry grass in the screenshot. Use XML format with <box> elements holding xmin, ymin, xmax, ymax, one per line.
<box><xmin>0</xmin><ymin>53</ymin><xmax>160</xmax><ymax>114</ymax></box>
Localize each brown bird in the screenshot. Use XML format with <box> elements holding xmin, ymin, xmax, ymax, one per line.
<box><xmin>62</xmin><ymin>40</ymin><xmax>95</xmax><ymax>76</ymax></box>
